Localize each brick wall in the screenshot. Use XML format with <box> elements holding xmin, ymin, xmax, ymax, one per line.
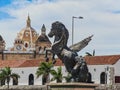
<box><xmin>0</xmin><ymin>53</ymin><xmax>52</xmax><ymax>60</ymax></box>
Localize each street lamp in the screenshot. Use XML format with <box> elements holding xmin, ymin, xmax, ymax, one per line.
<box><xmin>72</xmin><ymin>16</ymin><xmax>83</xmax><ymax>45</ymax></box>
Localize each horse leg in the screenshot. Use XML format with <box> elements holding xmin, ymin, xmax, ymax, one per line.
<box><xmin>52</xmin><ymin>53</ymin><xmax>56</xmax><ymax>64</ymax></box>
<box><xmin>45</xmin><ymin>49</ymin><xmax>56</xmax><ymax>63</ymax></box>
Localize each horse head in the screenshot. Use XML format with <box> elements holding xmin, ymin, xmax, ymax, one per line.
<box><xmin>48</xmin><ymin>21</ymin><xmax>69</xmax><ymax>44</ymax></box>
<box><xmin>48</xmin><ymin>21</ymin><xmax>69</xmax><ymax>54</ymax></box>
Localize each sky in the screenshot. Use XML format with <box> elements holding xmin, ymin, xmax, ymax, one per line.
<box><xmin>0</xmin><ymin>0</ymin><xmax>120</xmax><ymax>56</ymax></box>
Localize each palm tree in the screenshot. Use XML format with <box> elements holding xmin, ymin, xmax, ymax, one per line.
<box><xmin>0</xmin><ymin>67</ymin><xmax>20</xmax><ymax>89</ymax></box>
<box><xmin>85</xmin><ymin>49</ymin><xmax>95</xmax><ymax>56</ymax></box>
<box><xmin>51</xmin><ymin>66</ymin><xmax>63</xmax><ymax>83</ymax></box>
<box><xmin>36</xmin><ymin>62</ymin><xmax>54</xmax><ymax>85</ymax></box>
<box><xmin>63</xmin><ymin>73</ymin><xmax>72</xmax><ymax>82</ymax></box>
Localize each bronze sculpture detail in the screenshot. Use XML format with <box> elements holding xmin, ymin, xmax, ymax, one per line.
<box><xmin>46</xmin><ymin>21</ymin><xmax>93</xmax><ymax>82</ymax></box>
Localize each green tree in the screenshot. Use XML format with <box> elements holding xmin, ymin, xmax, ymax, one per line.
<box><xmin>51</xmin><ymin>66</ymin><xmax>63</xmax><ymax>83</ymax></box>
<box><xmin>36</xmin><ymin>62</ymin><xmax>54</xmax><ymax>85</ymax></box>
<box><xmin>85</xmin><ymin>49</ymin><xmax>95</xmax><ymax>56</ymax></box>
<box><xmin>0</xmin><ymin>67</ymin><xmax>20</xmax><ymax>89</ymax></box>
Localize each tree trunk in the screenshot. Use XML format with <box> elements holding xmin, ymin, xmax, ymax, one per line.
<box><xmin>7</xmin><ymin>81</ymin><xmax>9</xmax><ymax>90</ymax></box>
<box><xmin>46</xmin><ymin>74</ymin><xmax>50</xmax><ymax>83</ymax></box>
<box><xmin>57</xmin><ymin>79</ymin><xmax>62</xmax><ymax>83</ymax></box>
<box><xmin>7</xmin><ymin>78</ymin><xmax>10</xmax><ymax>90</ymax></box>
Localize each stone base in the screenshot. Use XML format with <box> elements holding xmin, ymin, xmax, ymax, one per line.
<box><xmin>47</xmin><ymin>83</ymin><xmax>98</xmax><ymax>90</ymax></box>
<box><xmin>0</xmin><ymin>85</ymin><xmax>47</xmax><ymax>90</ymax></box>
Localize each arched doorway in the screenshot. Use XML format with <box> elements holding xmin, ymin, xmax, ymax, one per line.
<box><xmin>100</xmin><ymin>72</ymin><xmax>107</xmax><ymax>84</ymax></box>
<box><xmin>13</xmin><ymin>77</ymin><xmax>18</xmax><ymax>85</ymax></box>
<box><xmin>87</xmin><ymin>72</ymin><xmax>92</xmax><ymax>83</ymax></box>
<box><xmin>28</xmin><ymin>74</ymin><xmax>34</xmax><ymax>85</ymax></box>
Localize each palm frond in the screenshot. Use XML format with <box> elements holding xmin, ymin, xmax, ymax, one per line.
<box><xmin>86</xmin><ymin>52</ymin><xmax>92</xmax><ymax>56</ymax></box>
<box><xmin>36</xmin><ymin>62</ymin><xmax>54</xmax><ymax>79</ymax></box>
<box><xmin>63</xmin><ymin>73</ymin><xmax>72</xmax><ymax>82</ymax></box>
<box><xmin>50</xmin><ymin>66</ymin><xmax>63</xmax><ymax>82</ymax></box>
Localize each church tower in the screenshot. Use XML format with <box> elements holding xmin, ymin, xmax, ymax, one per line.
<box><xmin>35</xmin><ymin>24</ymin><xmax>51</xmax><ymax>54</ymax></box>
<box><xmin>11</xmin><ymin>15</ymin><xmax>38</xmax><ymax>51</ymax></box>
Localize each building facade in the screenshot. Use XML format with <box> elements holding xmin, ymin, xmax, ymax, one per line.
<box><xmin>0</xmin><ymin>55</ymin><xmax>120</xmax><ymax>85</ymax></box>
<box><xmin>85</xmin><ymin>55</ymin><xmax>120</xmax><ymax>84</ymax></box>
<box><xmin>0</xmin><ymin>15</ymin><xmax>52</xmax><ymax>60</ymax></box>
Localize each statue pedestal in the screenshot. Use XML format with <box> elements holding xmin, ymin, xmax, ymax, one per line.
<box><xmin>47</xmin><ymin>83</ymin><xmax>98</xmax><ymax>90</ymax></box>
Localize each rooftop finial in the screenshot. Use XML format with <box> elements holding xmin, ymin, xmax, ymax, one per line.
<box><xmin>26</xmin><ymin>14</ymin><xmax>31</xmax><ymax>27</ymax></box>
<box><xmin>41</xmin><ymin>24</ymin><xmax>46</xmax><ymax>35</ymax></box>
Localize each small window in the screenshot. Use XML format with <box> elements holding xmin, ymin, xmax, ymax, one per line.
<box><xmin>25</xmin><ymin>32</ymin><xmax>29</xmax><ymax>37</ymax></box>
<box><xmin>39</xmin><ymin>47</ymin><xmax>41</xmax><ymax>51</ymax></box>
<box><xmin>25</xmin><ymin>43</ymin><xmax>28</xmax><ymax>48</ymax></box>
<box><xmin>15</xmin><ymin>40</ymin><xmax>17</xmax><ymax>44</ymax></box>
<box><xmin>115</xmin><ymin>76</ymin><xmax>120</xmax><ymax>83</ymax></box>
<box><xmin>44</xmin><ymin>46</ymin><xmax>46</xmax><ymax>51</ymax></box>
<box><xmin>20</xmin><ymin>41</ymin><xmax>23</xmax><ymax>44</ymax></box>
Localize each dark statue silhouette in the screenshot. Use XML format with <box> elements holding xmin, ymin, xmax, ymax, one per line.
<box><xmin>45</xmin><ymin>21</ymin><xmax>93</xmax><ymax>82</ymax></box>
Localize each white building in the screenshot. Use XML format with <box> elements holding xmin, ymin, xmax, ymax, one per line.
<box><xmin>85</xmin><ymin>55</ymin><xmax>120</xmax><ymax>84</ymax></box>
<box><xmin>0</xmin><ymin>59</ymin><xmax>65</xmax><ymax>85</ymax></box>
<box><xmin>0</xmin><ymin>55</ymin><xmax>120</xmax><ymax>85</ymax></box>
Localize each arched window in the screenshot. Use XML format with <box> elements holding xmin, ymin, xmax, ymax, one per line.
<box><xmin>15</xmin><ymin>40</ymin><xmax>17</xmax><ymax>44</ymax></box>
<box><xmin>20</xmin><ymin>41</ymin><xmax>23</xmax><ymax>44</ymax></box>
<box><xmin>100</xmin><ymin>72</ymin><xmax>107</xmax><ymax>84</ymax></box>
<box><xmin>25</xmin><ymin>43</ymin><xmax>28</xmax><ymax>48</ymax></box>
<box><xmin>28</xmin><ymin>74</ymin><xmax>34</xmax><ymax>85</ymax></box>
<box><xmin>13</xmin><ymin>77</ymin><xmax>18</xmax><ymax>85</ymax></box>
<box><xmin>44</xmin><ymin>46</ymin><xmax>46</xmax><ymax>51</ymax></box>
<box><xmin>25</xmin><ymin>32</ymin><xmax>29</xmax><ymax>37</ymax></box>
<box><xmin>87</xmin><ymin>72</ymin><xmax>92</xmax><ymax>83</ymax></box>
<box><xmin>39</xmin><ymin>47</ymin><xmax>41</xmax><ymax>51</ymax></box>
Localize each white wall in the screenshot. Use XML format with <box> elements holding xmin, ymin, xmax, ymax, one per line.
<box><xmin>114</xmin><ymin>59</ymin><xmax>120</xmax><ymax>76</ymax></box>
<box><xmin>5</xmin><ymin>62</ymin><xmax>120</xmax><ymax>85</ymax></box>
<box><xmin>10</xmin><ymin>66</ymin><xmax>66</xmax><ymax>85</ymax></box>
<box><xmin>88</xmin><ymin>65</ymin><xmax>112</xmax><ymax>84</ymax></box>
<box><xmin>12</xmin><ymin>67</ymin><xmax>42</xmax><ymax>85</ymax></box>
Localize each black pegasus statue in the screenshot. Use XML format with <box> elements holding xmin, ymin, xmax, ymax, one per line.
<box><xmin>45</xmin><ymin>21</ymin><xmax>93</xmax><ymax>82</ymax></box>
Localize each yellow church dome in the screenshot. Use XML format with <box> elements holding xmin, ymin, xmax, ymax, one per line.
<box><xmin>17</xmin><ymin>15</ymin><xmax>38</xmax><ymax>49</ymax></box>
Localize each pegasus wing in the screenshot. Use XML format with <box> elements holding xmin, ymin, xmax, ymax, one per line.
<box><xmin>69</xmin><ymin>35</ymin><xmax>93</xmax><ymax>52</ymax></box>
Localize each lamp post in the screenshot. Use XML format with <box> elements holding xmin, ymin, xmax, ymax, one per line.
<box><xmin>72</xmin><ymin>16</ymin><xmax>83</xmax><ymax>45</ymax></box>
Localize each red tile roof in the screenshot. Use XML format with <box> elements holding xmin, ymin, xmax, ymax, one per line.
<box><xmin>0</xmin><ymin>59</ymin><xmax>63</xmax><ymax>68</ymax></box>
<box><xmin>18</xmin><ymin>59</ymin><xmax>43</xmax><ymax>67</ymax></box>
<box><xmin>0</xmin><ymin>60</ymin><xmax>26</xmax><ymax>68</ymax></box>
<box><xmin>84</xmin><ymin>55</ymin><xmax>120</xmax><ymax>65</ymax></box>
<box><xmin>0</xmin><ymin>55</ymin><xmax>119</xmax><ymax>68</ymax></box>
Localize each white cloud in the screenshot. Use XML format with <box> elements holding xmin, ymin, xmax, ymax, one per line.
<box><xmin>0</xmin><ymin>0</ymin><xmax>120</xmax><ymax>55</ymax></box>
